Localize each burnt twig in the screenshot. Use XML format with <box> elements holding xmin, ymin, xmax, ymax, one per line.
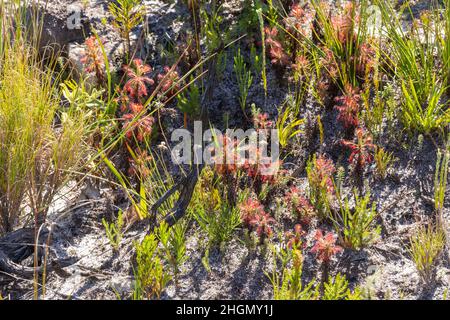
<box><xmin>149</xmin><ymin>45</ymin><xmax>222</xmax><ymax>231</ymax></box>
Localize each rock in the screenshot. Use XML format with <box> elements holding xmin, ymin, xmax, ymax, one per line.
<box><xmin>25</xmin><ymin>1</ymin><xmax>90</xmax><ymax>54</ymax></box>
<box><xmin>67</xmin><ymin>42</ymin><xmax>86</xmax><ymax>77</ymax></box>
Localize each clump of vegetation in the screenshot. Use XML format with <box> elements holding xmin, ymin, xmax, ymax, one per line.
<box><xmin>276</xmin><ymin>104</ymin><xmax>304</xmax><ymax>150</ymax></box>
<box><xmin>267</xmin><ymin>228</ymin><xmax>318</xmax><ymax>300</ymax></box>
<box><xmin>374</xmin><ymin>147</ymin><xmax>396</xmax><ymax>180</ymax></box>
<box><xmin>409</xmin><ymin>224</ymin><xmax>446</xmax><ymax>283</ymax></box>
<box><xmin>155</xmin><ymin>221</ymin><xmax>187</xmax><ymax>287</ymax></box>
<box><xmin>285</xmin><ymin>187</ymin><xmax>316</xmax><ymax>225</ymax></box>
<box><xmin>375</xmin><ymin>0</ymin><xmax>450</xmax><ymax>134</ymax></box>
<box><xmin>267</xmin><ymin>225</ymin><xmax>360</xmax><ymax>300</ymax></box>
<box><xmin>322</xmin><ymin>273</ymin><xmax>362</xmax><ymax>300</ymax></box>
<box><xmin>191</xmin><ymin>169</ymin><xmax>241</xmax><ymax>248</ymax></box>
<box><xmin>240</xmin><ymin>198</ymin><xmax>275</xmax><ymax>241</ymax></box>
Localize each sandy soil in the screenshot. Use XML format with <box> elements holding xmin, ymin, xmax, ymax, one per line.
<box><xmin>1</xmin><ymin>0</ymin><xmax>449</xmax><ymax>300</ymax></box>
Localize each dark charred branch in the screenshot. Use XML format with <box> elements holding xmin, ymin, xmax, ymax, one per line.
<box><xmin>149</xmin><ymin>44</ymin><xmax>222</xmax><ymax>231</ymax></box>
<box><xmin>0</xmin><ymin>227</ymin><xmax>77</xmax><ymax>280</ymax></box>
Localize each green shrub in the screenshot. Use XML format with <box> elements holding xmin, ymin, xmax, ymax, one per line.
<box><xmin>134</xmin><ymin>234</ymin><xmax>171</xmax><ymax>300</ymax></box>
<box><xmin>333</xmin><ymin>190</ymin><xmax>380</xmax><ymax>250</ymax></box>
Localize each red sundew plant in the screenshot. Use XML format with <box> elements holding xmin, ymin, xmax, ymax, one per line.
<box><xmin>320</xmin><ymin>47</ymin><xmax>339</xmax><ymax>81</ymax></box>
<box><xmin>268</xmin><ymin>45</ymin><xmax>290</xmax><ymax>67</ymax></box>
<box><xmin>356</xmin><ymin>42</ymin><xmax>377</xmax><ymax>75</ymax></box>
<box><xmin>283</xmin><ymin>3</ymin><xmax>314</xmax><ymax>74</ymax></box>
<box><xmin>331</xmin><ymin>2</ymin><xmax>355</xmax><ymax>45</ymax></box>
<box><xmin>81</xmin><ymin>36</ymin><xmax>106</xmax><ymax>84</ymax></box>
<box><xmin>116</xmin><ymin>93</ymin><xmax>141</xmax><ymax>115</ymax></box>
<box><xmin>117</xmin><ymin>59</ymin><xmax>158</xmax><ymax>145</ymax></box>
<box><xmin>116</xmin><ymin>91</ymin><xmax>131</xmax><ymax>113</ymax></box>
<box><xmin>239</xmin><ymin>198</ymin><xmax>275</xmax><ymax>239</ymax></box>
<box><xmin>264</xmin><ymin>26</ymin><xmax>280</xmax><ymax>49</ymax></box>
<box><xmin>341</xmin><ymin>128</ymin><xmax>376</xmax><ymax>171</ymax></box>
<box><xmin>311</xmin><ymin>229</ymin><xmax>343</xmax><ymax>263</ymax></box>
<box><xmin>290</xmin><ymin>3</ymin><xmax>306</xmax><ymax>21</ymax></box>
<box><xmin>122</xmin><ymin>113</ymin><xmax>155</xmax><ymax>142</ymax></box>
<box><xmin>334</xmin><ymin>84</ymin><xmax>361</xmax><ymax>129</ymax></box>
<box><xmin>157</xmin><ymin>66</ymin><xmax>180</xmax><ymax>99</ymax></box>
<box><xmin>243</xmin><ymin>147</ymin><xmax>284</xmax><ymax>186</ymax></box>
<box><xmin>292</xmin><ymin>55</ymin><xmax>309</xmax><ymax>76</ymax></box>
<box><xmin>240</xmin><ymin>198</ymin><xmax>266</xmax><ymax>225</ymax></box>
<box><xmin>209</xmin><ymin>132</ymin><xmax>284</xmax><ymax>185</ymax></box>
<box><xmin>283</xmin><ymin>4</ymin><xmax>305</xmax><ymax>34</ymax></box>
<box><xmin>284</xmin><ymin>3</ymin><xmax>314</xmax><ymax>39</ymax></box>
<box><xmin>128</xmin><ymin>102</ymin><xmax>145</xmax><ymax>114</ymax></box>
<box><xmin>123</xmin><ymin>58</ymin><xmax>154</xmax><ymax>99</ymax></box>
<box><xmin>127</xmin><ymin>149</ymin><xmax>152</xmax><ymax>177</ymax></box>
<box><xmin>285</xmin><ymin>186</ymin><xmax>316</xmax><ymax>225</ymax></box>
<box><xmin>264</xmin><ymin>27</ymin><xmax>290</xmax><ymax>67</ymax></box>
<box><xmin>253</xmin><ymin>112</ymin><xmax>274</xmax><ymax>130</ymax></box>
<box><xmin>210</xmin><ymin>134</ymin><xmax>242</xmax><ymax>176</ymax></box>
<box><xmin>308</xmin><ymin>155</ymin><xmax>336</xmax><ymax>194</ymax></box>
<box><xmin>249</xmin><ymin>211</ymin><xmax>276</xmax><ymax>239</ymax></box>
<box><xmin>285</xmin><ymin>224</ymin><xmax>305</xmax><ymax>249</ymax></box>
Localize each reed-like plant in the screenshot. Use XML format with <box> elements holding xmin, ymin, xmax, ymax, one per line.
<box><xmin>434</xmin><ymin>149</ymin><xmax>449</xmax><ymax>218</ymax></box>
<box><xmin>401</xmin><ymin>77</ymin><xmax>450</xmax><ymax>134</ymax></box>
<box><xmin>376</xmin><ymin>0</ymin><xmax>450</xmax><ymax>133</ymax></box>
<box><xmin>0</xmin><ymin>1</ymin><xmax>89</xmax><ymax>234</ymax></box>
